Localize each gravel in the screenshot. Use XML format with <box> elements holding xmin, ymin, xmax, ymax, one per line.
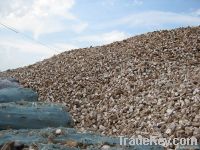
<box><xmin>0</xmin><ymin>26</ymin><xmax>199</xmax><ymax>140</ymax></box>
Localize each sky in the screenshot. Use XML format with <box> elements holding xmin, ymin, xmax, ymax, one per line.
<box><xmin>0</xmin><ymin>0</ymin><xmax>200</xmax><ymax>71</ymax></box>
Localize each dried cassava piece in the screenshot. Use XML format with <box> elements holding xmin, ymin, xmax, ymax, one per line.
<box><xmin>0</xmin><ymin>26</ymin><xmax>199</xmax><ymax>139</ymax></box>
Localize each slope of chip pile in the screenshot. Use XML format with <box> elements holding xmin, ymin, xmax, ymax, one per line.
<box><xmin>0</xmin><ymin>26</ymin><xmax>200</xmax><ymax>140</ymax></box>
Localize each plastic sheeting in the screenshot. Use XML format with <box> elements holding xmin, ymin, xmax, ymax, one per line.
<box><xmin>0</xmin><ymin>128</ymin><xmax>165</xmax><ymax>150</ymax></box>
<box><xmin>0</xmin><ymin>78</ymin><xmax>20</xmax><ymax>89</ymax></box>
<box><xmin>0</xmin><ymin>88</ymin><xmax>38</xmax><ymax>103</ymax></box>
<box><xmin>0</xmin><ymin>102</ymin><xmax>73</xmax><ymax>130</ymax></box>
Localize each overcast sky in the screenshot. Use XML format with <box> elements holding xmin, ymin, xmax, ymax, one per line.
<box><xmin>0</xmin><ymin>0</ymin><xmax>200</xmax><ymax>71</ymax></box>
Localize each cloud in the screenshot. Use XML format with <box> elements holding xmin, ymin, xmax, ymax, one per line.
<box><xmin>72</xmin><ymin>22</ymin><xmax>89</xmax><ymax>33</ymax></box>
<box><xmin>54</xmin><ymin>43</ymin><xmax>78</xmax><ymax>52</ymax></box>
<box><xmin>76</xmin><ymin>30</ymin><xmax>129</xmax><ymax>45</ymax></box>
<box><xmin>0</xmin><ymin>0</ymin><xmax>88</xmax><ymax>38</ymax></box>
<box><xmin>0</xmin><ymin>0</ymin><xmax>32</xmax><ymax>17</ymax></box>
<box><xmin>193</xmin><ymin>9</ymin><xmax>200</xmax><ymax>16</ymax></box>
<box><xmin>0</xmin><ymin>36</ymin><xmax>77</xmax><ymax>71</ymax></box>
<box><xmin>0</xmin><ymin>0</ymin><xmax>85</xmax><ymax>71</ymax></box>
<box><xmin>132</xmin><ymin>0</ymin><xmax>143</xmax><ymax>5</ymax></box>
<box><xmin>112</xmin><ymin>11</ymin><xmax>200</xmax><ymax>29</ymax></box>
<box><xmin>102</xmin><ymin>0</ymin><xmax>143</xmax><ymax>6</ymax></box>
